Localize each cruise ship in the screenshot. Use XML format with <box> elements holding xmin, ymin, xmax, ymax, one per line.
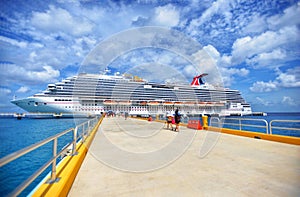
<box><xmin>11</xmin><ymin>71</ymin><xmax>252</xmax><ymax>117</ymax></box>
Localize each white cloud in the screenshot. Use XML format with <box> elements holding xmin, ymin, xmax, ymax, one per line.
<box><xmin>231</xmin><ymin>26</ymin><xmax>299</xmax><ymax>65</ymax></box>
<box><xmin>220</xmin><ymin>67</ymin><xmax>249</xmax><ymax>87</ymax></box>
<box><xmin>201</xmin><ymin>44</ymin><xmax>250</xmax><ymax>86</ymax></box>
<box><xmin>250</xmin><ymin>67</ymin><xmax>300</xmax><ymax>92</ymax></box>
<box><xmin>0</xmin><ymin>36</ymin><xmax>28</xmax><ymax>48</ymax></box>
<box><xmin>154</xmin><ymin>4</ymin><xmax>180</xmax><ymax>27</ymax></box>
<box><xmin>31</xmin><ymin>5</ymin><xmax>94</xmax><ymax>36</ymax></box>
<box><xmin>29</xmin><ymin>51</ymin><xmax>38</xmax><ymax>62</ymax></box>
<box><xmin>243</xmin><ymin>2</ymin><xmax>300</xmax><ymax>34</ymax></box>
<box><xmin>0</xmin><ymin>88</ymin><xmax>13</xmax><ymax>109</ymax></box>
<box><xmin>281</xmin><ymin>96</ymin><xmax>296</xmax><ymax>106</ymax></box>
<box><xmin>17</xmin><ymin>86</ymin><xmax>30</xmax><ymax>93</ymax></box>
<box><xmin>250</xmin><ymin>81</ymin><xmax>278</xmax><ymax>92</ymax></box>
<box><xmin>243</xmin><ymin>14</ymin><xmax>267</xmax><ymax>34</ymax></box>
<box><xmin>0</xmin><ymin>63</ymin><xmax>60</xmax><ymax>84</ymax></box>
<box><xmin>255</xmin><ymin>97</ymin><xmax>272</xmax><ymax>106</ymax></box>
<box><xmin>246</xmin><ymin>49</ymin><xmax>287</xmax><ymax>67</ymax></box>
<box><xmin>190</xmin><ymin>0</ymin><xmax>231</xmax><ymax>27</ymax></box>
<box><xmin>276</xmin><ymin>67</ymin><xmax>300</xmax><ymax>88</ymax></box>
<box><xmin>267</xmin><ymin>2</ymin><xmax>300</xmax><ymax>30</ymax></box>
<box><xmin>220</xmin><ymin>55</ymin><xmax>231</xmax><ymax>67</ymax></box>
<box><xmin>191</xmin><ymin>48</ymin><xmax>221</xmax><ymax>85</ymax></box>
<box><xmin>203</xmin><ymin>45</ymin><xmax>220</xmax><ymax>61</ymax></box>
<box><xmin>187</xmin><ymin>0</ymin><xmax>234</xmax><ymax>36</ymax></box>
<box><xmin>72</xmin><ymin>36</ymin><xmax>97</xmax><ymax>57</ymax></box>
<box><xmin>32</xmin><ymin>65</ymin><xmax>60</xmax><ymax>81</ymax></box>
<box><xmin>0</xmin><ymin>87</ymin><xmax>12</xmax><ymax>95</ymax></box>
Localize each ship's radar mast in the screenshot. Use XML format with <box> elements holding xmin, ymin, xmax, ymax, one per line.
<box><xmin>102</xmin><ymin>67</ymin><xmax>111</xmax><ymax>75</ymax></box>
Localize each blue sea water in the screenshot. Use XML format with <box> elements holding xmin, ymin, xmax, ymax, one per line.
<box><xmin>217</xmin><ymin>112</ymin><xmax>300</xmax><ymax>137</ymax></box>
<box><xmin>0</xmin><ymin>118</ymin><xmax>89</xmax><ymax>197</ymax></box>
<box><xmin>0</xmin><ymin>113</ymin><xmax>299</xmax><ymax>196</ymax></box>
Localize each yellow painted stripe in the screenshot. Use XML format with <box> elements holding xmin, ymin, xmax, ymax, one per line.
<box><xmin>207</xmin><ymin>126</ymin><xmax>300</xmax><ymax>145</ymax></box>
<box><xmin>32</xmin><ymin>116</ymin><xmax>104</xmax><ymax>197</ymax></box>
<box><xmin>143</xmin><ymin>117</ymin><xmax>299</xmax><ymax>145</ymax></box>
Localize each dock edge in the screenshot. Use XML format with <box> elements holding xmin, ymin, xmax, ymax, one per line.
<box><xmin>31</xmin><ymin>116</ymin><xmax>104</xmax><ymax>197</ymax></box>
<box><xmin>207</xmin><ymin>126</ymin><xmax>300</xmax><ymax>145</ymax></box>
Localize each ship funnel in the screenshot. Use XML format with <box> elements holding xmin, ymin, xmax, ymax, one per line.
<box><xmin>191</xmin><ymin>73</ymin><xmax>208</xmax><ymax>86</ymax></box>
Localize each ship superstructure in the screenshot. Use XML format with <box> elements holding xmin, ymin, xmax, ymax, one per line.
<box><xmin>11</xmin><ymin>72</ymin><xmax>252</xmax><ymax>117</ymax></box>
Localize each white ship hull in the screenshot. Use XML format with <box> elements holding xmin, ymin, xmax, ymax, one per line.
<box><xmin>12</xmin><ymin>96</ymin><xmax>252</xmax><ymax>116</ymax></box>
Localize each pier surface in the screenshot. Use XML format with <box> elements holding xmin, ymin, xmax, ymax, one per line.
<box><xmin>69</xmin><ymin>117</ymin><xmax>300</xmax><ymax>196</ymax></box>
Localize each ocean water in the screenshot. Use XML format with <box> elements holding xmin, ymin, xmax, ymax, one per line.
<box><xmin>0</xmin><ymin>113</ymin><xmax>299</xmax><ymax>196</ymax></box>
<box><xmin>0</xmin><ymin>118</ymin><xmax>89</xmax><ymax>197</ymax></box>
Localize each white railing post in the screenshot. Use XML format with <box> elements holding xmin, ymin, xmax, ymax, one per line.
<box><xmin>82</xmin><ymin>124</ymin><xmax>86</xmax><ymax>142</ymax></box>
<box><xmin>72</xmin><ymin>127</ymin><xmax>78</xmax><ymax>155</ymax></box>
<box><xmin>47</xmin><ymin>138</ymin><xmax>59</xmax><ymax>183</ymax></box>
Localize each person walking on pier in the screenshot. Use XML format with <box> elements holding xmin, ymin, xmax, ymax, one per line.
<box><xmin>166</xmin><ymin>111</ymin><xmax>173</xmax><ymax>129</ymax></box>
<box><xmin>174</xmin><ymin>109</ymin><xmax>181</xmax><ymax>132</ymax></box>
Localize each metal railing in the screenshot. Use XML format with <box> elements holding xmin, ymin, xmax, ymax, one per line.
<box><xmin>210</xmin><ymin>117</ymin><xmax>269</xmax><ymax>134</ymax></box>
<box><xmin>0</xmin><ymin>116</ymin><xmax>101</xmax><ymax>196</ymax></box>
<box><xmin>270</xmin><ymin>120</ymin><xmax>300</xmax><ymax>135</ymax></box>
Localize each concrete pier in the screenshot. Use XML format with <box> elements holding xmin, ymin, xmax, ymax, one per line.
<box><xmin>69</xmin><ymin>117</ymin><xmax>300</xmax><ymax>196</ymax></box>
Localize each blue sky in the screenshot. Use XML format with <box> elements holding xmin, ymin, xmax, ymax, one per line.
<box><xmin>0</xmin><ymin>0</ymin><xmax>299</xmax><ymax>112</ymax></box>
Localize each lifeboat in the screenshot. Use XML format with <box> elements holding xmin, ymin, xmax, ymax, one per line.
<box><xmin>148</xmin><ymin>101</ymin><xmax>160</xmax><ymax>105</ymax></box>
<box><xmin>174</xmin><ymin>102</ymin><xmax>183</xmax><ymax>106</ymax></box>
<box><xmin>197</xmin><ymin>102</ymin><xmax>207</xmax><ymax>106</ymax></box>
<box><xmin>206</xmin><ymin>102</ymin><xmax>215</xmax><ymax>106</ymax></box>
<box><xmin>184</xmin><ymin>102</ymin><xmax>196</xmax><ymax>106</ymax></box>
<box><xmin>214</xmin><ymin>102</ymin><xmax>225</xmax><ymax>106</ymax></box>
<box><xmin>103</xmin><ymin>100</ymin><xmax>116</xmax><ymax>105</ymax></box>
<box><xmin>140</xmin><ymin>101</ymin><xmax>147</xmax><ymax>105</ymax></box>
<box><xmin>119</xmin><ymin>101</ymin><xmax>131</xmax><ymax>105</ymax></box>
<box><xmin>163</xmin><ymin>101</ymin><xmax>173</xmax><ymax>106</ymax></box>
